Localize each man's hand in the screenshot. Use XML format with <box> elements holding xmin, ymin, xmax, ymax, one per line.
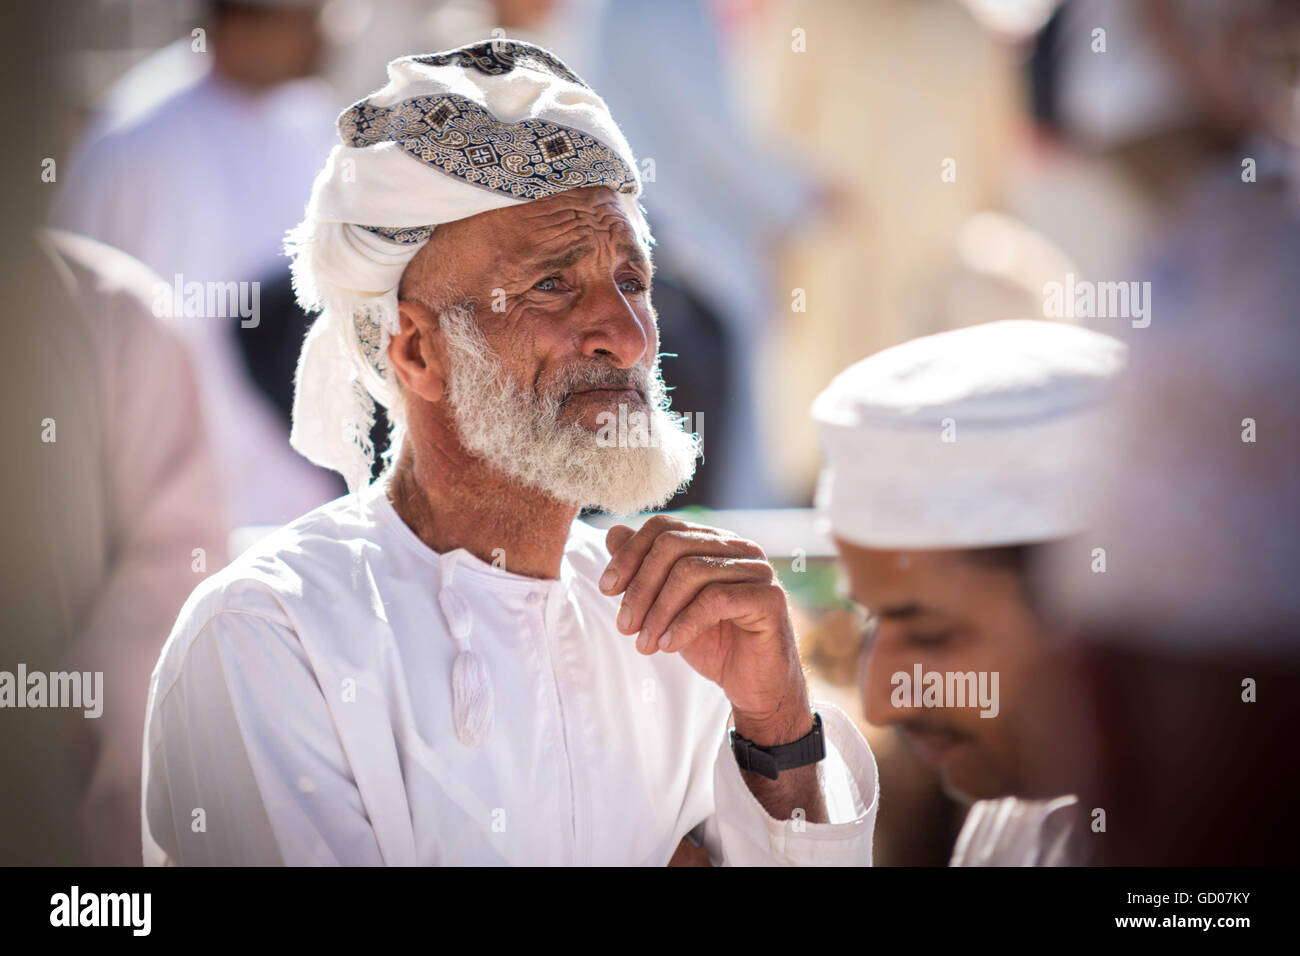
<box><xmin>601</xmin><ymin>516</ymin><xmax>809</xmax><ymax>736</ymax></box>
<box><xmin>601</xmin><ymin>516</ymin><xmax>828</xmax><ymax>823</ymax></box>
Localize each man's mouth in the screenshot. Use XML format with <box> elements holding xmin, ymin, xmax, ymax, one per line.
<box><xmin>898</xmin><ymin>727</ymin><xmax>967</xmax><ymax>766</ymax></box>
<box><xmin>566</xmin><ymin>386</ymin><xmax>646</xmax><ymax>404</ymax></box>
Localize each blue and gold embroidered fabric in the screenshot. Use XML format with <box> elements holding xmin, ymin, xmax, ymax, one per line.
<box><xmin>346</xmin><ymin>42</ymin><xmax>636</xmax><ymax>246</ymax></box>
<box><xmin>409</xmin><ymin>40</ymin><xmax>588</xmax><ymax>87</ymax></box>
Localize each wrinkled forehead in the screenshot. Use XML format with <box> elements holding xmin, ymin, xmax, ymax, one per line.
<box><xmin>401</xmin><ymin>186</ymin><xmax>650</xmax><ymax>298</ymax></box>
<box><xmin>451</xmin><ymin>188</ymin><xmax>647</xmax><ymax>270</ymax></box>
<box><xmin>487</xmin><ymin>186</ymin><xmax>643</xmax><ymax>254</ymax></box>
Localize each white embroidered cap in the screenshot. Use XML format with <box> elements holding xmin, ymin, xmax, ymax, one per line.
<box><xmin>811</xmin><ymin>319</ymin><xmax>1127</xmax><ymax>549</ymax></box>
<box><xmin>286</xmin><ymin>39</ymin><xmax>648</xmax><ymax>497</ymax></box>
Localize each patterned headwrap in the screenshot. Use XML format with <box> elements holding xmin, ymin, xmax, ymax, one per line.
<box><xmin>286</xmin><ymin>40</ymin><xmax>647</xmax><ymax>495</ymax></box>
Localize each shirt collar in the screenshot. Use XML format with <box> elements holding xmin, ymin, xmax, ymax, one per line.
<box><xmin>366</xmin><ymin>468</ymin><xmax>580</xmax><ymax>596</ymax></box>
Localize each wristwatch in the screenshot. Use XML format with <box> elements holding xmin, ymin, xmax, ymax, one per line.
<box><xmin>730</xmin><ymin>712</ymin><xmax>825</xmax><ymax>780</ymax></box>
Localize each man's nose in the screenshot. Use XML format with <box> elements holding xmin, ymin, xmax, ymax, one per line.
<box><xmin>861</xmin><ymin>636</ymin><xmax>909</xmax><ymax>728</ymax></box>
<box><xmin>577</xmin><ymin>280</ymin><xmax>650</xmax><ymax>368</ymax></box>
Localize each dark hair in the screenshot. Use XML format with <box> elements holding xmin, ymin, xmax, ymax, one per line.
<box><xmin>965</xmin><ymin>543</ymin><xmax>1041</xmax><ymax>577</ymax></box>
<box><xmin>964</xmin><ymin>542</ymin><xmax>1052</xmax><ymax>613</ymax></box>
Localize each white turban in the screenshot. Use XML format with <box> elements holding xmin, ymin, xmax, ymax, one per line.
<box><xmin>286</xmin><ymin>39</ymin><xmax>647</xmax><ymax>495</ymax></box>
<box><xmin>812</xmin><ymin>320</ymin><xmax>1128</xmax><ymax>550</ymax></box>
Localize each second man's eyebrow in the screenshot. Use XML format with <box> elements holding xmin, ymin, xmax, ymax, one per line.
<box><xmin>877</xmin><ymin>602</ymin><xmax>924</xmax><ymax>620</ymax></box>
<box><xmin>849</xmin><ymin>599</ymin><xmax>924</xmax><ymax>622</ymax></box>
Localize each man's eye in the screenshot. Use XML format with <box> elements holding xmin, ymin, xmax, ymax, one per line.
<box><xmin>908</xmin><ymin>631</ymin><xmax>952</xmax><ymax>648</ymax></box>
<box><xmin>619</xmin><ymin>276</ymin><xmax>646</xmax><ymax>294</ymax></box>
<box><xmin>535</xmin><ymin>276</ymin><xmax>561</xmax><ymax>292</ymax></box>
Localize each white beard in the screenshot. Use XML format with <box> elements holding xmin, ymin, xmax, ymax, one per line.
<box><xmin>439</xmin><ymin>303</ymin><xmax>699</xmax><ymax>516</ymax></box>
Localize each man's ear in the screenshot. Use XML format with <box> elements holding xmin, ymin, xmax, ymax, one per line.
<box><xmin>389</xmin><ymin>298</ymin><xmax>448</xmax><ymax>403</ymax></box>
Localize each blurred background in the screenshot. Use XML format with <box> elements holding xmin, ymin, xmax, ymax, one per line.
<box><xmin>2</xmin><ymin>0</ymin><xmax>1297</xmax><ymax>865</ymax></box>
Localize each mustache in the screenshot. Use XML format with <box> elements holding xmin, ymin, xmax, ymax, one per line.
<box><xmin>896</xmin><ymin>722</ymin><xmax>971</xmax><ymax>744</ymax></box>
<box><xmin>548</xmin><ymin>363</ymin><xmax>652</xmax><ymax>406</ymax></box>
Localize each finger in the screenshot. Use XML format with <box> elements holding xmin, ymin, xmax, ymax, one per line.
<box><xmin>604</xmin><ymin>525</ymin><xmax>635</xmax><ymax>559</ymax></box>
<box><xmin>636</xmin><ymin>558</ymin><xmax>774</xmax><ymax>653</ymax></box>
<box><xmin>658</xmin><ymin>579</ymin><xmax>791</xmax><ymax>655</ymax></box>
<box><xmin>615</xmin><ymin>522</ymin><xmax>766</xmax><ymax>635</ymax></box>
<box><xmin>619</xmin><ymin>532</ymin><xmax>750</xmax><ymax>636</ymax></box>
<box><xmin>600</xmin><ymin>514</ymin><xmax>728</xmax><ymax>596</ymax></box>
<box><xmin>601</xmin><ymin>518</ymin><xmax>667</xmax><ymax>594</ymax></box>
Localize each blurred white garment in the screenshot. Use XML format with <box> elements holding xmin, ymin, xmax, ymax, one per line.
<box><xmin>51</xmin><ymin>41</ymin><xmax>341</xmax><ymax>526</ymax></box>
<box><xmin>36</xmin><ymin>229</ymin><xmax>228</xmax><ymax>864</ymax></box>
<box><xmin>142</xmin><ymin>472</ymin><xmax>879</xmax><ymax>865</ymax></box>
<box><xmin>950</xmin><ymin>795</ymin><xmax>1080</xmax><ymax>866</ymax></box>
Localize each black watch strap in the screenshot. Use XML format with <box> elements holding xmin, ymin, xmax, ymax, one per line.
<box><xmin>730</xmin><ymin>712</ymin><xmax>825</xmax><ymax>780</ymax></box>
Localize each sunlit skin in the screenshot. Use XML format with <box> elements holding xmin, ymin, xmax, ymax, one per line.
<box><xmin>834</xmin><ymin>538</ymin><xmax>1046</xmax><ymax>803</ymax></box>
<box><xmin>386</xmin><ymin>185</ymin><xmax>827</xmax><ymax>824</ymax></box>
<box><xmin>386</xmin><ymin>186</ymin><xmax>655</xmax><ymax>579</ymax></box>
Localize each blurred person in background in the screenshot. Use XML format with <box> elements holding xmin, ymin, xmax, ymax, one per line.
<box><xmin>2</xmin><ymin>230</ymin><xmax>228</xmax><ymax>865</ymax></box>
<box><xmin>813</xmin><ymin>320</ymin><xmax>1126</xmax><ymax>865</ymax></box>
<box><xmin>1028</xmin><ymin>0</ymin><xmax>1300</xmax><ymax>862</ymax></box>
<box><xmin>740</xmin><ymin>0</ymin><xmax>1023</xmax><ymax>501</ymax></box>
<box><xmin>50</xmin><ymin>0</ymin><xmax>342</xmax><ymax>528</ymax></box>
<box><xmin>2</xmin><ymin>0</ymin><xmax>227</xmax><ymax>868</ymax></box>
<box><xmin>1127</xmin><ymin>0</ymin><xmax>1300</xmax><ymax>330</ymax></box>
<box><xmin>1035</xmin><ymin>274</ymin><xmax>1300</xmax><ymax>865</ymax></box>
<box><xmin>1023</xmin><ymin>0</ymin><xmax>1299</xmax><ymax>286</ymax></box>
<box><xmin>1016</xmin><ymin>0</ymin><xmax>1213</xmax><ymax>281</ymax></box>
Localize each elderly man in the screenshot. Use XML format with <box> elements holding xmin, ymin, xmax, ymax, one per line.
<box><xmin>812</xmin><ymin>319</ymin><xmax>1126</xmax><ymax>865</ymax></box>
<box><xmin>142</xmin><ymin>41</ymin><xmax>877</xmax><ymax>866</ymax></box>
